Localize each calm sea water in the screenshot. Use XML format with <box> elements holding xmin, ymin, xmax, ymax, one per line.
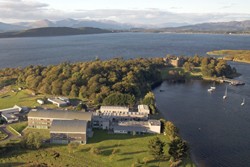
<box><xmin>0</xmin><ymin>32</ymin><xmax>250</xmax><ymax>68</ymax></box>
<box><xmin>154</xmin><ymin>61</ymin><xmax>250</xmax><ymax>167</ymax></box>
<box><xmin>0</xmin><ymin>33</ymin><xmax>250</xmax><ymax>166</ymax></box>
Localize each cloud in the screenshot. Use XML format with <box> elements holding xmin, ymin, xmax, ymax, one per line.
<box><xmin>0</xmin><ymin>1</ymin><xmax>250</xmax><ymax>26</ymax></box>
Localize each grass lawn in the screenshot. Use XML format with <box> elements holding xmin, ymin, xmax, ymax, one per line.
<box><xmin>0</xmin><ymin>131</ymin><xmax>8</xmax><ymax>140</ymax></box>
<box><xmin>0</xmin><ymin>129</ymin><xmax>195</xmax><ymax>167</ymax></box>
<box><xmin>8</xmin><ymin>122</ymin><xmax>28</xmax><ymax>134</ymax></box>
<box><xmin>0</xmin><ymin>88</ymin><xmax>60</xmax><ymax>109</ymax></box>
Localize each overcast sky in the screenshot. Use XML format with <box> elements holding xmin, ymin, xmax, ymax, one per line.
<box><xmin>1</xmin><ymin>0</ymin><xmax>250</xmax><ymax>25</ymax></box>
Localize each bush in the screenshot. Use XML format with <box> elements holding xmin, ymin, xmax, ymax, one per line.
<box><xmin>90</xmin><ymin>147</ymin><xmax>101</xmax><ymax>155</ymax></box>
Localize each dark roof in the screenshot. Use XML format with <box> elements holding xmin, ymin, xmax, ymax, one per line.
<box><xmin>28</xmin><ymin>110</ymin><xmax>92</xmax><ymax>121</ymax></box>
<box><xmin>50</xmin><ymin>120</ymin><xmax>87</xmax><ymax>133</ymax></box>
<box><xmin>113</xmin><ymin>125</ymin><xmax>148</xmax><ymax>132</ymax></box>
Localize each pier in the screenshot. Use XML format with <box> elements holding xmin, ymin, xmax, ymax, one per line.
<box><xmin>220</xmin><ymin>78</ymin><xmax>245</xmax><ymax>86</ymax></box>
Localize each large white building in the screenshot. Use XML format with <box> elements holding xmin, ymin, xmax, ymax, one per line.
<box><xmin>100</xmin><ymin>106</ymin><xmax>129</xmax><ymax>113</ymax></box>
<box><xmin>113</xmin><ymin>120</ymin><xmax>161</xmax><ymax>134</ymax></box>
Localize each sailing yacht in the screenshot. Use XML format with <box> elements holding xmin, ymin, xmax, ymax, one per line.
<box><xmin>211</xmin><ymin>82</ymin><xmax>216</xmax><ymax>90</ymax></box>
<box><xmin>241</xmin><ymin>98</ymin><xmax>245</xmax><ymax>106</ymax></box>
<box><xmin>223</xmin><ymin>86</ymin><xmax>228</xmax><ymax>99</ymax></box>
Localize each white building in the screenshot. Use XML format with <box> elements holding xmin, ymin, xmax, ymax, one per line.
<box><xmin>100</xmin><ymin>106</ymin><xmax>129</xmax><ymax>113</ymax></box>
<box><xmin>138</xmin><ymin>105</ymin><xmax>150</xmax><ymax>114</ymax></box>
<box><xmin>0</xmin><ymin>105</ymin><xmax>22</xmax><ymax>123</ymax></box>
<box><xmin>48</xmin><ymin>97</ymin><xmax>68</xmax><ymax>107</ymax></box>
<box><xmin>37</xmin><ymin>99</ymin><xmax>45</xmax><ymax>105</ymax></box>
<box><xmin>113</xmin><ymin>119</ymin><xmax>161</xmax><ymax>134</ymax></box>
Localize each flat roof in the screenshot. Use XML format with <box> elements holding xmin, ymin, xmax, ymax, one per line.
<box><xmin>113</xmin><ymin>125</ymin><xmax>148</xmax><ymax>132</ymax></box>
<box><xmin>28</xmin><ymin>110</ymin><xmax>92</xmax><ymax>121</ymax></box>
<box><xmin>0</xmin><ymin>105</ymin><xmax>21</xmax><ymax>113</ymax></box>
<box><xmin>48</xmin><ymin>98</ymin><xmax>67</xmax><ymax>105</ymax></box>
<box><xmin>50</xmin><ymin>120</ymin><xmax>87</xmax><ymax>133</ymax></box>
<box><xmin>100</xmin><ymin>106</ymin><xmax>129</xmax><ymax>110</ymax></box>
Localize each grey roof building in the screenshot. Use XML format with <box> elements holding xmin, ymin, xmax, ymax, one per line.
<box><xmin>50</xmin><ymin>120</ymin><xmax>88</xmax><ymax>144</ymax></box>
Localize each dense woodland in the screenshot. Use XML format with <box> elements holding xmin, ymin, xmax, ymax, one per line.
<box><xmin>0</xmin><ymin>58</ymin><xmax>164</xmax><ymax>106</ymax></box>
<box><xmin>0</xmin><ymin>56</ymin><xmax>237</xmax><ymax>107</ymax></box>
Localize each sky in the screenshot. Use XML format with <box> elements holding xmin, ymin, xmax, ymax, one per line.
<box><xmin>1</xmin><ymin>0</ymin><xmax>250</xmax><ymax>25</ymax></box>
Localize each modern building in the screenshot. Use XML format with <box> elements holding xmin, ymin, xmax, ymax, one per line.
<box><xmin>28</xmin><ymin>110</ymin><xmax>92</xmax><ymax>129</ymax></box>
<box><xmin>48</xmin><ymin>97</ymin><xmax>69</xmax><ymax>107</ymax></box>
<box><xmin>50</xmin><ymin>120</ymin><xmax>88</xmax><ymax>144</ymax></box>
<box><xmin>138</xmin><ymin>105</ymin><xmax>150</xmax><ymax>114</ymax></box>
<box><xmin>0</xmin><ymin>105</ymin><xmax>22</xmax><ymax>123</ymax></box>
<box><xmin>113</xmin><ymin>120</ymin><xmax>161</xmax><ymax>134</ymax></box>
<box><xmin>100</xmin><ymin>106</ymin><xmax>129</xmax><ymax>113</ymax></box>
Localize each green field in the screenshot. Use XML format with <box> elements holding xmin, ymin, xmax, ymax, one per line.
<box><xmin>0</xmin><ymin>130</ymin><xmax>195</xmax><ymax>167</ymax></box>
<box><xmin>0</xmin><ymin>88</ymin><xmax>58</xmax><ymax>109</ymax></box>
<box><xmin>207</xmin><ymin>50</ymin><xmax>250</xmax><ymax>63</ymax></box>
<box><xmin>0</xmin><ymin>131</ymin><xmax>7</xmax><ymax>140</ymax></box>
<box><xmin>8</xmin><ymin>122</ymin><xmax>28</xmax><ymax>134</ymax></box>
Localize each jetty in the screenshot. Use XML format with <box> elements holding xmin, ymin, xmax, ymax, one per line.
<box><xmin>220</xmin><ymin>78</ymin><xmax>245</xmax><ymax>86</ymax></box>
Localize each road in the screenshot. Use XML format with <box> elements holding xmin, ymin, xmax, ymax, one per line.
<box><xmin>0</xmin><ymin>125</ymin><xmax>20</xmax><ymax>143</ymax></box>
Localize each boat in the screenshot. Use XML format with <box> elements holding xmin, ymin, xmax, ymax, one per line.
<box><xmin>208</xmin><ymin>88</ymin><xmax>214</xmax><ymax>92</ymax></box>
<box><xmin>211</xmin><ymin>82</ymin><xmax>216</xmax><ymax>90</ymax></box>
<box><xmin>241</xmin><ymin>98</ymin><xmax>245</xmax><ymax>106</ymax></box>
<box><xmin>223</xmin><ymin>86</ymin><xmax>228</xmax><ymax>99</ymax></box>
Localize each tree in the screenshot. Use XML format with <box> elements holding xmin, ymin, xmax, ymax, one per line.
<box><xmin>21</xmin><ymin>132</ymin><xmax>42</xmax><ymax>149</ymax></box>
<box><xmin>168</xmin><ymin>138</ymin><xmax>188</xmax><ymax>161</ymax></box>
<box><xmin>165</xmin><ymin>121</ymin><xmax>179</xmax><ymax>140</ymax></box>
<box><xmin>148</xmin><ymin>137</ymin><xmax>165</xmax><ymax>160</ymax></box>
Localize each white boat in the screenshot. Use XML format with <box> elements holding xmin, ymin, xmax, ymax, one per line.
<box><xmin>208</xmin><ymin>88</ymin><xmax>214</xmax><ymax>92</ymax></box>
<box><xmin>211</xmin><ymin>82</ymin><xmax>216</xmax><ymax>90</ymax></box>
<box><xmin>241</xmin><ymin>98</ymin><xmax>245</xmax><ymax>106</ymax></box>
<box><xmin>223</xmin><ymin>86</ymin><xmax>228</xmax><ymax>99</ymax></box>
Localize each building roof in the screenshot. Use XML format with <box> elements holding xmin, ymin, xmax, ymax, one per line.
<box><xmin>28</xmin><ymin>110</ymin><xmax>92</xmax><ymax>121</ymax></box>
<box><xmin>138</xmin><ymin>105</ymin><xmax>149</xmax><ymax>110</ymax></box>
<box><xmin>113</xmin><ymin>125</ymin><xmax>148</xmax><ymax>132</ymax></box>
<box><xmin>48</xmin><ymin>98</ymin><xmax>67</xmax><ymax>105</ymax></box>
<box><xmin>100</xmin><ymin>106</ymin><xmax>129</xmax><ymax>111</ymax></box>
<box><xmin>148</xmin><ymin>119</ymin><xmax>161</xmax><ymax>126</ymax></box>
<box><xmin>50</xmin><ymin>120</ymin><xmax>87</xmax><ymax>134</ymax></box>
<box><xmin>0</xmin><ymin>105</ymin><xmax>22</xmax><ymax>113</ymax></box>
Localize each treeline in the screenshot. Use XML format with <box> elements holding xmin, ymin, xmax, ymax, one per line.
<box><xmin>0</xmin><ymin>58</ymin><xmax>165</xmax><ymax>105</ymax></box>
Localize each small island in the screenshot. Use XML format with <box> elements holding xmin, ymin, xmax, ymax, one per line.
<box><xmin>207</xmin><ymin>50</ymin><xmax>250</xmax><ymax>64</ymax></box>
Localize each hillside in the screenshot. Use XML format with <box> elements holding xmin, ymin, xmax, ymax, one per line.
<box><xmin>160</xmin><ymin>20</ymin><xmax>250</xmax><ymax>34</ymax></box>
<box><xmin>0</xmin><ymin>27</ymin><xmax>112</xmax><ymax>38</ymax></box>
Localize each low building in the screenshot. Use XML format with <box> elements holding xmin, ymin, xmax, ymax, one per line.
<box><xmin>37</xmin><ymin>99</ymin><xmax>45</xmax><ymax>105</ymax></box>
<box><xmin>113</xmin><ymin>119</ymin><xmax>161</xmax><ymax>134</ymax></box>
<box><xmin>0</xmin><ymin>105</ymin><xmax>22</xmax><ymax>123</ymax></box>
<box><xmin>138</xmin><ymin>105</ymin><xmax>150</xmax><ymax>114</ymax></box>
<box><xmin>93</xmin><ymin>111</ymin><xmax>148</xmax><ymax>129</ymax></box>
<box><xmin>50</xmin><ymin>120</ymin><xmax>88</xmax><ymax>144</ymax></box>
<box><xmin>28</xmin><ymin>110</ymin><xmax>92</xmax><ymax>129</ymax></box>
<box><xmin>48</xmin><ymin>97</ymin><xmax>68</xmax><ymax>107</ymax></box>
<box><xmin>100</xmin><ymin>106</ymin><xmax>129</xmax><ymax>113</ymax></box>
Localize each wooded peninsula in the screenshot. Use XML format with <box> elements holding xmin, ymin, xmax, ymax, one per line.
<box><xmin>207</xmin><ymin>50</ymin><xmax>250</xmax><ymax>64</ymax></box>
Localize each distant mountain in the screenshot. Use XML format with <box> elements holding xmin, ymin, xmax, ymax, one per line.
<box><xmin>14</xmin><ymin>19</ymin><xmax>133</xmax><ymax>30</ymax></box>
<box><xmin>0</xmin><ymin>27</ymin><xmax>112</xmax><ymax>38</ymax></box>
<box><xmin>160</xmin><ymin>20</ymin><xmax>250</xmax><ymax>33</ymax></box>
<box><xmin>0</xmin><ymin>22</ymin><xmax>25</xmax><ymax>32</ymax></box>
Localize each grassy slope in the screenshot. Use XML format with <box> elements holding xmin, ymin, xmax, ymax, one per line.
<box><xmin>8</xmin><ymin>122</ymin><xmax>28</xmax><ymax>133</ymax></box>
<box><xmin>207</xmin><ymin>50</ymin><xmax>250</xmax><ymax>63</ymax></box>
<box><xmin>0</xmin><ymin>88</ymin><xmax>57</xmax><ymax>109</ymax></box>
<box><xmin>0</xmin><ymin>130</ymin><xmax>195</xmax><ymax>167</ymax></box>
